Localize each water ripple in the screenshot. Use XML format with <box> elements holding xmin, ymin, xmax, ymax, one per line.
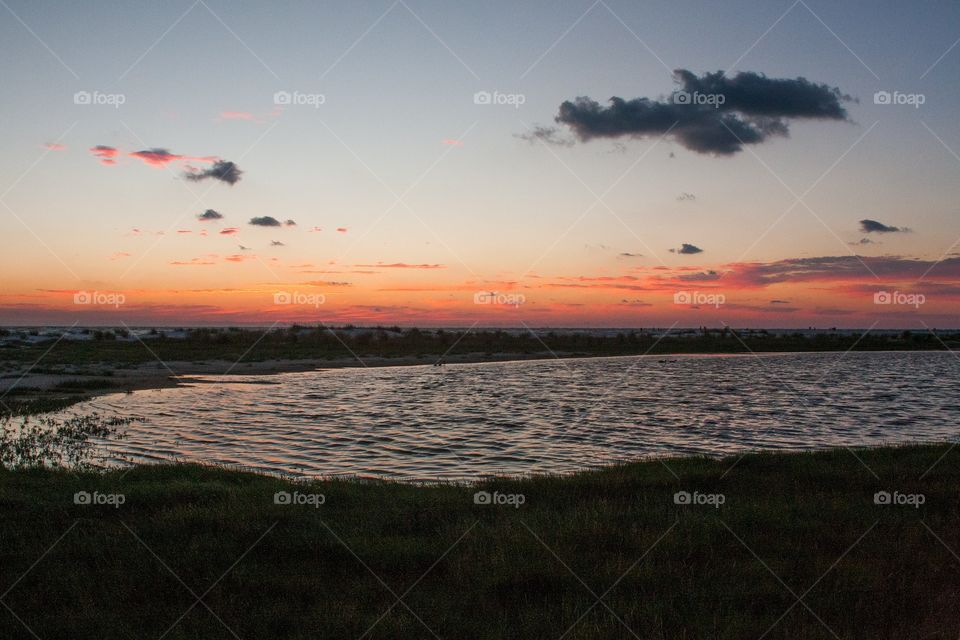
<box><xmin>68</xmin><ymin>351</ymin><xmax>960</xmax><ymax>480</ymax></box>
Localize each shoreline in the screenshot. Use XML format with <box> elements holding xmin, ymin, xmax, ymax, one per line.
<box><xmin>1</xmin><ymin>347</ymin><xmax>950</xmax><ymax>414</ymax></box>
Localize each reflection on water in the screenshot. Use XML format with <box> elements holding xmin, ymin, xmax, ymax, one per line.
<box><xmin>70</xmin><ymin>352</ymin><xmax>960</xmax><ymax>480</ymax></box>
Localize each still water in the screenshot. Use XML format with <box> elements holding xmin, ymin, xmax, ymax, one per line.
<box><xmin>73</xmin><ymin>352</ymin><xmax>959</xmax><ymax>480</ymax></box>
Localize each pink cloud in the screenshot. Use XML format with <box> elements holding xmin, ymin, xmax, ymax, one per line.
<box><xmin>108</xmin><ymin>252</ymin><xmax>131</xmax><ymax>261</ymax></box>
<box><xmin>336</xmin><ymin>227</ymin><xmax>348</xmax><ymax>233</ymax></box>
<box><xmin>309</xmin><ymin>227</ymin><xmax>323</xmax><ymax>233</ymax></box>
<box><xmin>354</xmin><ymin>262</ymin><xmax>446</xmax><ymax>270</ymax></box>
<box><xmin>177</xmin><ymin>230</ymin><xmax>192</xmax><ymax>234</ymax></box>
<box><xmin>44</xmin><ymin>143</ymin><xmax>67</xmax><ymax>151</ymax></box>
<box><xmin>220</xmin><ymin>111</ymin><xmax>255</xmax><ymax>121</ymax></box>
<box><xmin>129</xmin><ymin>148</ymin><xmax>216</xmax><ymax>168</ymax></box>
<box><xmin>90</xmin><ymin>145</ymin><xmax>118</xmax><ymax>165</ymax></box>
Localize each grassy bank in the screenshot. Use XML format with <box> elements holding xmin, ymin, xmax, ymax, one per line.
<box><xmin>2</xmin><ymin>445</ymin><xmax>959</xmax><ymax>638</ymax></box>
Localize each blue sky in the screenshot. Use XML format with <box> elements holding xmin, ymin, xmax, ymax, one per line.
<box><xmin>2</xmin><ymin>0</ymin><xmax>960</xmax><ymax>326</ymax></box>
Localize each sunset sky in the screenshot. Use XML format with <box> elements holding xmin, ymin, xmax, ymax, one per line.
<box><xmin>2</xmin><ymin>0</ymin><xmax>960</xmax><ymax>327</ymax></box>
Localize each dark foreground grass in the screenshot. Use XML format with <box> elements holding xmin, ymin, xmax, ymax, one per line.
<box><xmin>2</xmin><ymin>445</ymin><xmax>959</xmax><ymax>639</ymax></box>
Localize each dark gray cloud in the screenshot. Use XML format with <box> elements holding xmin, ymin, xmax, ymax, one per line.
<box><xmin>249</xmin><ymin>216</ymin><xmax>282</xmax><ymax>227</ymax></box>
<box><xmin>184</xmin><ymin>160</ymin><xmax>243</xmax><ymax>185</ymax></box>
<box><xmin>270</xmin><ymin>240</ymin><xmax>286</xmax><ymax>246</ymax></box>
<box><xmin>670</xmin><ymin>243</ymin><xmax>704</xmax><ymax>255</ymax></box>
<box><xmin>515</xmin><ymin>125</ymin><xmax>575</xmax><ymax>147</ymax></box>
<box><xmin>552</xmin><ymin>69</ymin><xmax>852</xmax><ymax>155</ymax></box>
<box><xmin>859</xmin><ymin>219</ymin><xmax>908</xmax><ymax>234</ymax></box>
<box><xmin>197</xmin><ymin>209</ymin><xmax>223</xmax><ymax>221</ymax></box>
<box><xmin>618</xmin><ymin>252</ymin><xmax>642</xmax><ymax>258</ymax></box>
<box><xmin>284</xmin><ymin>219</ymin><xmax>297</xmax><ymax>226</ymax></box>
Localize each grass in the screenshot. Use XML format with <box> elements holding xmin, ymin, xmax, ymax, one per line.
<box><xmin>1</xmin><ymin>326</ymin><xmax>958</xmax><ymax>368</ymax></box>
<box><xmin>1</xmin><ymin>444</ymin><xmax>959</xmax><ymax>638</ymax></box>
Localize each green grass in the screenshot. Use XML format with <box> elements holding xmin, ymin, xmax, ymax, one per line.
<box><xmin>2</xmin><ymin>445</ymin><xmax>959</xmax><ymax>638</ymax></box>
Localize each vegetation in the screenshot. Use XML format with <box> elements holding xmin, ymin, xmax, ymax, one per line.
<box><xmin>1</xmin><ymin>444</ymin><xmax>958</xmax><ymax>638</ymax></box>
<box><xmin>1</xmin><ymin>325</ymin><xmax>957</xmax><ymax>369</ymax></box>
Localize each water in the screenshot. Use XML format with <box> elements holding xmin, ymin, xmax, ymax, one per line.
<box><xmin>70</xmin><ymin>351</ymin><xmax>960</xmax><ymax>480</ymax></box>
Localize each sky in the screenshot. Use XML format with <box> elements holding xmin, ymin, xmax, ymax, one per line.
<box><xmin>1</xmin><ymin>0</ymin><xmax>960</xmax><ymax>328</ymax></box>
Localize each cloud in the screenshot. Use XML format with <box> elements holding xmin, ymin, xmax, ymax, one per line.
<box><xmin>336</xmin><ymin>227</ymin><xmax>348</xmax><ymax>233</ymax></box>
<box><xmin>676</xmin><ymin>192</ymin><xmax>696</xmax><ymax>201</ymax></box>
<box><xmin>170</xmin><ymin>256</ymin><xmax>217</xmax><ymax>266</ymax></box>
<box><xmin>90</xmin><ymin>145</ymin><xmax>118</xmax><ymax>165</ymax></box>
<box><xmin>270</xmin><ymin>240</ymin><xmax>286</xmax><ymax>247</ymax></box>
<box><xmin>850</xmin><ymin>237</ymin><xmax>877</xmax><ymax>246</ymax></box>
<box><xmin>515</xmin><ymin>125</ymin><xmax>575</xmax><ymax>147</ymax></box>
<box><xmin>284</xmin><ymin>219</ymin><xmax>297</xmax><ymax>226</ymax></box>
<box><xmin>197</xmin><ymin>209</ymin><xmax>224</xmax><ymax>221</ymax></box>
<box><xmin>220</xmin><ymin>111</ymin><xmax>255</xmax><ymax>121</ymax></box>
<box><xmin>44</xmin><ymin>143</ymin><xmax>67</xmax><ymax>151</ymax></box>
<box><xmin>220</xmin><ymin>227</ymin><xmax>239</xmax><ymax>235</ymax></box>
<box><xmin>670</xmin><ymin>243</ymin><xmax>704</xmax><ymax>254</ymax></box>
<box><xmin>249</xmin><ymin>216</ymin><xmax>281</xmax><ymax>227</ymax></box>
<box><xmin>553</xmin><ymin>69</ymin><xmax>852</xmax><ymax>155</ymax></box>
<box><xmin>184</xmin><ymin>160</ymin><xmax>242</xmax><ymax>185</ymax></box>
<box><xmin>108</xmin><ymin>252</ymin><xmax>131</xmax><ymax>261</ymax></box>
<box><xmin>353</xmin><ymin>263</ymin><xmax>446</xmax><ymax>269</ymax></box>
<box><xmin>859</xmin><ymin>219</ymin><xmax>909</xmax><ymax>234</ymax></box>
<box><xmin>770</xmin><ymin>299</ymin><xmax>792</xmax><ymax>304</ymax></box>
<box><xmin>238</xmin><ymin>245</ymin><xmax>251</xmax><ymax>251</ymax></box>
<box><xmin>618</xmin><ymin>252</ymin><xmax>642</xmax><ymax>258</ymax></box>
<box><xmin>309</xmin><ymin>226</ymin><xmax>323</xmax><ymax>233</ymax></box>
<box><xmin>130</xmin><ymin>148</ymin><xmax>184</xmax><ymax>167</ymax></box>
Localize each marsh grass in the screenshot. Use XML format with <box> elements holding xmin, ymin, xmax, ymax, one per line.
<box><xmin>1</xmin><ymin>444</ymin><xmax>958</xmax><ymax>638</ymax></box>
